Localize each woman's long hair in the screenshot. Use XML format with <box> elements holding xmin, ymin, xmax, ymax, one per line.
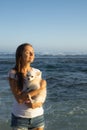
<box><xmin>14</xmin><ymin>43</ymin><xmax>32</xmax><ymax>90</ymax></box>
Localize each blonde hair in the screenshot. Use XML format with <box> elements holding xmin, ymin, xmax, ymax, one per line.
<box><xmin>14</xmin><ymin>43</ymin><xmax>33</xmax><ymax>90</ymax></box>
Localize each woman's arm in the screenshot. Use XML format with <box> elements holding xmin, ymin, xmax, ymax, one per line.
<box><xmin>31</xmin><ymin>88</ymin><xmax>47</xmax><ymax>109</ymax></box>
<box><xmin>8</xmin><ymin>78</ymin><xmax>28</xmax><ymax>104</ymax></box>
<box><xmin>28</xmin><ymin>79</ymin><xmax>47</xmax><ymax>98</ymax></box>
<box><xmin>9</xmin><ymin>76</ymin><xmax>47</xmax><ymax>109</ymax></box>
<box><xmin>26</xmin><ymin>79</ymin><xmax>47</xmax><ymax>109</ymax></box>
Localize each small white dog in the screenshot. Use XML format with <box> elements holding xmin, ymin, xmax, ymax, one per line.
<box><xmin>23</xmin><ymin>70</ymin><xmax>42</xmax><ymax>103</ymax></box>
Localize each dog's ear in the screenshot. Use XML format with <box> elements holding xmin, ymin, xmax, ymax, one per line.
<box><xmin>36</xmin><ymin>71</ymin><xmax>40</xmax><ymax>76</ymax></box>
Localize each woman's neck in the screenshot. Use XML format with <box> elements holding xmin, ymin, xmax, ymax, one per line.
<box><xmin>21</xmin><ymin>63</ymin><xmax>32</xmax><ymax>75</ymax></box>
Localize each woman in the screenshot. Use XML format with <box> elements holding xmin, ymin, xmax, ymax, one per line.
<box><xmin>8</xmin><ymin>43</ymin><xmax>47</xmax><ymax>130</ymax></box>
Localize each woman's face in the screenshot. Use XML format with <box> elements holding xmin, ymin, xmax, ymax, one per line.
<box><xmin>22</xmin><ymin>45</ymin><xmax>35</xmax><ymax>64</ymax></box>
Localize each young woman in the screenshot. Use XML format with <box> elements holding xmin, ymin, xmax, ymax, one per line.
<box><xmin>8</xmin><ymin>43</ymin><xmax>47</xmax><ymax>130</ymax></box>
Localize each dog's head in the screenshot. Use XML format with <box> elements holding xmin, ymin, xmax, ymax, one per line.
<box><xmin>27</xmin><ymin>71</ymin><xmax>36</xmax><ymax>81</ymax></box>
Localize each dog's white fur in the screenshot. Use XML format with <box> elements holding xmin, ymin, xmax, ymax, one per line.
<box><xmin>23</xmin><ymin>70</ymin><xmax>46</xmax><ymax>104</ymax></box>
<box><xmin>23</xmin><ymin>70</ymin><xmax>42</xmax><ymax>103</ymax></box>
<box><xmin>23</xmin><ymin>70</ymin><xmax>41</xmax><ymax>91</ymax></box>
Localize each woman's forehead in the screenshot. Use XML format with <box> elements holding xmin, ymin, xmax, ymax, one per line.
<box><xmin>24</xmin><ymin>45</ymin><xmax>34</xmax><ymax>52</ymax></box>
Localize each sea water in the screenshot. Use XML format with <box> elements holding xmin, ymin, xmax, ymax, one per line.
<box><xmin>0</xmin><ymin>53</ymin><xmax>87</xmax><ymax>130</ymax></box>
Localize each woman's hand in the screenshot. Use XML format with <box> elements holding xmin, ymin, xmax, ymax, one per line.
<box><xmin>25</xmin><ymin>102</ymin><xmax>32</xmax><ymax>108</ymax></box>
<box><xmin>25</xmin><ymin>101</ymin><xmax>42</xmax><ymax>109</ymax></box>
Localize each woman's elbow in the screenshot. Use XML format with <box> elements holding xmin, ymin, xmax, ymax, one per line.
<box><xmin>40</xmin><ymin>79</ymin><xmax>47</xmax><ymax>89</ymax></box>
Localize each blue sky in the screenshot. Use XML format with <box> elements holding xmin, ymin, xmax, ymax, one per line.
<box><xmin>0</xmin><ymin>0</ymin><xmax>87</xmax><ymax>54</ymax></box>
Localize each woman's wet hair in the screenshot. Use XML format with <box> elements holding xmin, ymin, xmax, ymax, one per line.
<box><xmin>14</xmin><ymin>43</ymin><xmax>33</xmax><ymax>90</ymax></box>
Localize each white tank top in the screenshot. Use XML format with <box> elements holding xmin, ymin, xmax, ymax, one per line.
<box><xmin>8</xmin><ymin>68</ymin><xmax>46</xmax><ymax>118</ymax></box>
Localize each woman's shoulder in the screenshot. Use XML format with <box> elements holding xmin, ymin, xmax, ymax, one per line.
<box><xmin>9</xmin><ymin>69</ymin><xmax>16</xmax><ymax>73</ymax></box>
<box><xmin>8</xmin><ymin>69</ymin><xmax>17</xmax><ymax>79</ymax></box>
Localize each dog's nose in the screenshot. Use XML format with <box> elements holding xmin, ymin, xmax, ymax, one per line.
<box><xmin>28</xmin><ymin>77</ymin><xmax>30</xmax><ymax>80</ymax></box>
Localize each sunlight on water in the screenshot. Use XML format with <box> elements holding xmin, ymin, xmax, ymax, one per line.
<box><xmin>1</xmin><ymin>54</ymin><xmax>87</xmax><ymax>130</ymax></box>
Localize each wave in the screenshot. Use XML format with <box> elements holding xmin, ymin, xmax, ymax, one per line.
<box><xmin>1</xmin><ymin>51</ymin><xmax>87</xmax><ymax>58</ymax></box>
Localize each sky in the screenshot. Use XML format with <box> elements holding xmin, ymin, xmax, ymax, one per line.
<box><xmin>0</xmin><ymin>0</ymin><xmax>87</xmax><ymax>54</ymax></box>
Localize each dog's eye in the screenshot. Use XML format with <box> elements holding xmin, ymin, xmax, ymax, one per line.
<box><xmin>31</xmin><ymin>76</ymin><xmax>33</xmax><ymax>78</ymax></box>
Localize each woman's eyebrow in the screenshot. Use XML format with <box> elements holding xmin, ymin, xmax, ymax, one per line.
<box><xmin>24</xmin><ymin>50</ymin><xmax>34</xmax><ymax>53</ymax></box>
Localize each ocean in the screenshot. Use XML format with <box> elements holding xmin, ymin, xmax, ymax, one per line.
<box><xmin>0</xmin><ymin>53</ymin><xmax>87</xmax><ymax>130</ymax></box>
